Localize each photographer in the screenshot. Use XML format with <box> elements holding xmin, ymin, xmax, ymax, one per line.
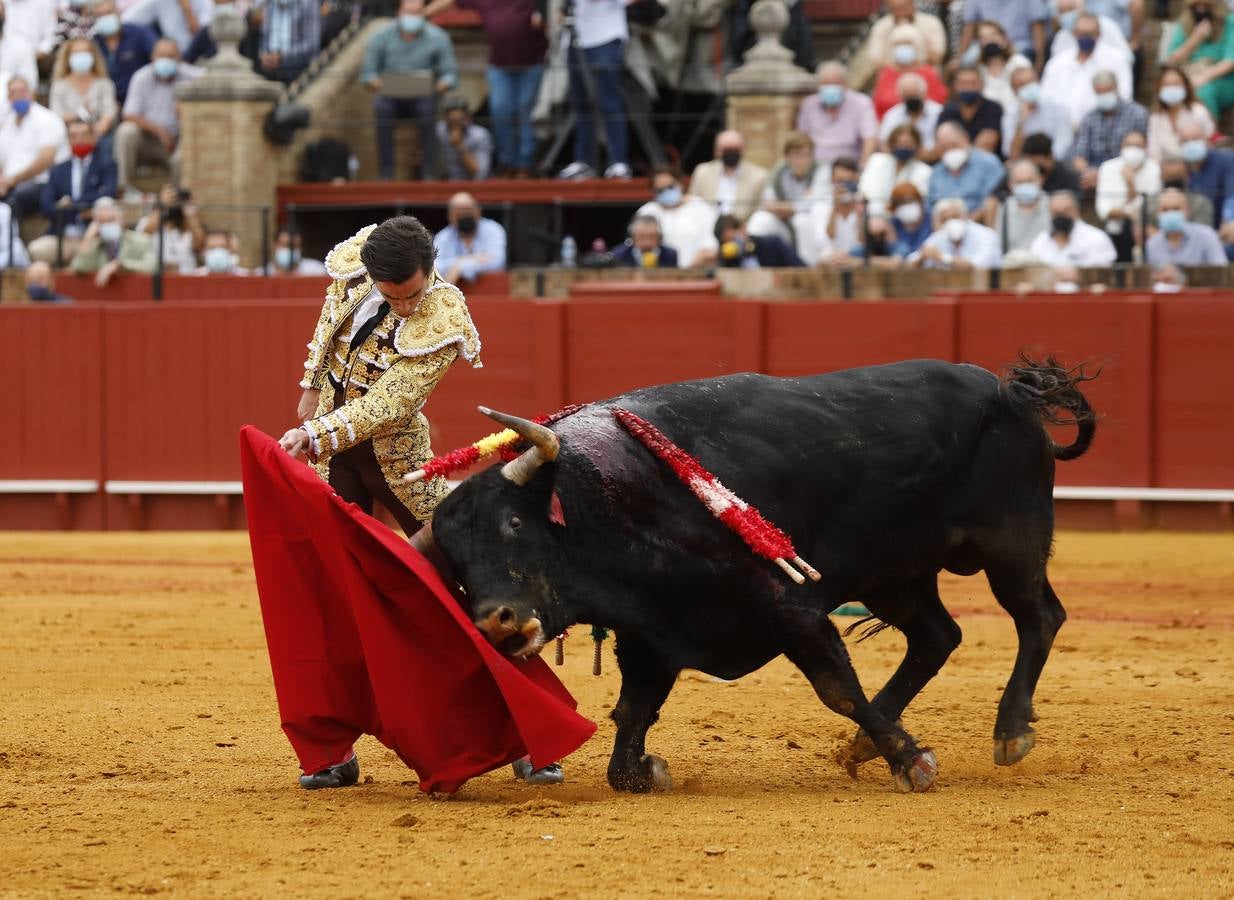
<box><xmin>135</xmin><ymin>183</ymin><xmax>205</xmax><ymax>273</ymax></box>
<box><xmin>714</xmin><ymin>213</ymin><xmax>804</xmax><ymax>269</ymax></box>
<box><xmin>436</xmin><ymin>96</ymin><xmax>493</xmax><ymax>180</ymax></box>
<box><xmin>557</xmin><ymin>0</ymin><xmax>631</xmax><ymax>180</ymax></box>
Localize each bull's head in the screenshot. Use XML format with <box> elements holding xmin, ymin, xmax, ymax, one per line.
<box><xmin>414</xmin><ymin>407</ymin><xmax>567</xmax><ymax>659</ymax></box>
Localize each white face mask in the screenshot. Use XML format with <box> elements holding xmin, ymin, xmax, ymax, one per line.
<box><xmin>1120</xmin><ymin>145</ymin><xmax>1146</xmax><ymax>168</ymax></box>
<box><xmin>1054</xmin><ymin>281</ymin><xmax>1080</xmax><ymax>294</ymax></box>
<box><xmin>895</xmin><ymin>202</ymin><xmax>923</xmax><ymax>226</ymax></box>
<box><xmin>1153</xmin><ymin>281</ymin><xmax>1182</xmax><ymax>293</ymax></box>
<box><xmin>943</xmin><ymin>217</ymin><xmax>967</xmax><ymax>243</ymax></box>
<box><xmin>942</xmin><ymin>147</ymin><xmax>969</xmax><ymax>171</ymax></box>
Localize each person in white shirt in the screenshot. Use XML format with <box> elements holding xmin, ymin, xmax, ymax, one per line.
<box><xmin>636</xmin><ymin>164</ymin><xmax>719</xmax><ymax>267</ymax></box>
<box><xmin>556</xmin><ymin>0</ymin><xmax>629</xmax><ymax>180</ymax></box>
<box><xmin>858</xmin><ymin>122</ymin><xmax>933</xmax><ymax>211</ymax></box>
<box><xmin>747</xmin><ymin>130</ymin><xmax>831</xmax><ymax>265</ymax></box>
<box><xmin>0</xmin><ymin>199</ymin><xmax>30</xmax><ymax>267</ymax></box>
<box><xmin>1095</xmin><ymin>130</ymin><xmax>1160</xmax><ymax>226</ymax></box>
<box><xmin>1039</xmin><ymin>12</ymin><xmax>1132</xmax><ymax>129</ymax></box>
<box><xmin>909</xmin><ymin>196</ymin><xmax>1002</xmax><ymax>269</ymax></box>
<box><xmin>3</xmin><ymin>0</ymin><xmax>57</xmax><ymax>63</ymax></box>
<box><xmin>1051</xmin><ymin>0</ymin><xmax>1134</xmax><ymax>64</ymax></box>
<box><xmin>1027</xmin><ymin>190</ymin><xmax>1117</xmax><ymax>267</ymax></box>
<box><xmin>866</xmin><ymin>0</ymin><xmax>947</xmax><ymax>65</ymax></box>
<box><xmin>0</xmin><ymin>75</ymin><xmax>68</xmax><ymax>218</ymax></box>
<box><xmin>267</xmin><ymin>226</ymin><xmax>327</xmax><ymax>275</ymax></box>
<box><xmin>813</xmin><ymin>157</ymin><xmax>866</xmax><ymax>266</ymax></box>
<box><xmin>879</xmin><ymin>71</ymin><xmax>943</xmax><ymax>157</ymax></box>
<box><xmin>121</xmin><ymin>0</ymin><xmax>213</xmax><ymax>54</ymax></box>
<box><xmin>0</xmin><ymin>0</ymin><xmax>39</xmax><ymax>88</ymax></box>
<box><xmin>974</xmin><ymin>20</ymin><xmax>1032</xmax><ymax>114</ymax></box>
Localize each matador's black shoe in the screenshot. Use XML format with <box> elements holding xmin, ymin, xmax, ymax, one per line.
<box><xmin>299</xmin><ymin>753</ymin><xmax>360</xmax><ymax>790</ymax></box>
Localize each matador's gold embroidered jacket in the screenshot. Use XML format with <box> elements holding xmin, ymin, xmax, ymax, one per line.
<box><xmin>298</xmin><ymin>224</ymin><xmax>482</xmax><ymax>523</ymax></box>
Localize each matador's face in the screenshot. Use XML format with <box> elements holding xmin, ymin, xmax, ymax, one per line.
<box><xmin>376</xmin><ymin>270</ymin><xmax>428</xmax><ymax>318</ymax></box>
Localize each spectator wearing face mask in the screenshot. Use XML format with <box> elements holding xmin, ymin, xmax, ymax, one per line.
<box><xmin>1148</xmin><ymin>154</ymin><xmax>1215</xmax><ymax>226</ymax></box>
<box><xmin>747</xmin><ymin>131</ymin><xmax>831</xmax><ymax>266</ymax></box>
<box><xmin>994</xmin><ymin>159</ymin><xmax>1051</xmax><ymax>254</ymax></box>
<box><xmin>880</xmin><ymin>71</ymin><xmax>943</xmax><ymax>157</ymax></box>
<box><xmin>24</xmin><ymin>261</ymin><xmax>73</xmax><ymax>302</ymax></box>
<box><xmin>909</xmin><ymin>196</ymin><xmax>1002</xmax><ymax>268</ymax></box>
<box><xmin>1095</xmin><ymin>131</ymin><xmax>1159</xmax><ymax>262</ymax></box>
<box><xmin>927</xmin><ymin>122</ymin><xmax>1003</xmax><ymax>218</ymax></box>
<box><xmin>115</xmin><ymin>38</ymin><xmax>202</xmax><ymax>196</ymax></box>
<box><xmin>937</xmin><ymin>66</ymin><xmax>1003</xmax><ymax>157</ymax></box>
<box><xmin>637</xmin><ymin>165</ymin><xmax>718</xmax><ymax>268</ymax></box>
<box><xmin>714</xmin><ymin>213</ymin><xmax>804</xmax><ymax>269</ymax></box>
<box><xmin>1039</xmin><ymin>12</ymin><xmax>1132</xmax><ymax>129</ymax></box>
<box><xmin>433</xmin><ymin>191</ymin><xmax>506</xmax><ymax>283</ymax></box>
<box><xmin>0</xmin><ymin>0</ymin><xmax>40</xmax><ymax>88</ymax></box>
<box><xmin>70</xmin><ymin>196</ymin><xmax>156</xmax><ymax>286</ymax></box>
<box><xmin>0</xmin><ymin>76</ymin><xmax>69</xmax><ymax>220</ymax></box>
<box><xmin>30</xmin><ymin>117</ymin><xmax>116</xmax><ymax>263</ymax></box>
<box><xmin>867</xmin><ymin>0</ymin><xmax>947</xmax><ymax>67</ymax></box>
<box><xmin>195</xmin><ymin>230</ymin><xmax>250</xmax><ymax>275</ymax></box>
<box><xmin>1051</xmin><ymin>0</ymin><xmax>1134</xmax><ymax>65</ymax></box>
<box><xmin>1003</xmin><ymin>67</ymin><xmax>1073</xmax><ymax>161</ymax></box>
<box><xmin>959</xmin><ymin>0</ymin><xmax>1048</xmax><ymax>67</ymax></box>
<box><xmin>1178</xmin><ymin>118</ymin><xmax>1234</xmax><ymax>244</ymax></box>
<box><xmin>871</xmin><ymin>182</ymin><xmax>932</xmax><ymax>260</ymax></box>
<box><xmin>973</xmin><ymin>20</ymin><xmax>1032</xmax><ymax>113</ymax></box>
<box><xmin>871</xmin><ymin>25</ymin><xmax>948</xmax><ymax>119</ymax></box>
<box><xmin>49</xmin><ymin>36</ymin><xmax>117</xmax><ymax>141</ymax></box>
<box><xmin>1145</xmin><ymin>186</ymin><xmax>1227</xmax><ymax>266</ymax></box>
<box><xmin>797</xmin><ymin>61</ymin><xmax>877</xmax><ymax>167</ymax></box>
<box><xmin>688</xmin><ymin>130</ymin><xmax>769</xmax><ymax>223</ymax></box>
<box><xmin>812</xmin><ymin>157</ymin><xmax>867</xmax><ymax>268</ymax></box>
<box><xmin>1071</xmin><ymin>70</ymin><xmax>1148</xmax><ymax>190</ymax></box>
<box><xmin>268</xmin><ymin>226</ymin><xmax>326</xmax><ymax>275</ymax></box>
<box><xmin>1164</xmin><ymin>0</ymin><xmax>1234</xmax><ymax>120</ymax></box>
<box><xmin>1150</xmin><ymin>261</ymin><xmax>1187</xmax><ymax>292</ymax></box>
<box><xmin>612</xmin><ymin>214</ymin><xmax>678</xmax><ymax>268</ymax></box>
<box><xmin>1149</xmin><ymin>66</ymin><xmax>1214</xmax><ymax>162</ymax></box>
<box><xmin>1027</xmin><ymin>190</ymin><xmax>1116</xmax><ymax>267</ymax></box>
<box><xmin>93</xmin><ymin>0</ymin><xmax>155</xmax><ymax>105</ymax></box>
<box><xmin>859</xmin><ymin>123</ymin><xmax>933</xmax><ymax>210</ymax></box>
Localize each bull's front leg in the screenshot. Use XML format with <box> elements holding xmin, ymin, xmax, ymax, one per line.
<box><xmin>607</xmin><ymin>634</ymin><xmax>677</xmax><ymax>793</ymax></box>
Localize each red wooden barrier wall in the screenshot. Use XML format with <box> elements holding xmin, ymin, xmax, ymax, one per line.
<box><xmin>3</xmin><ymin>295</ymin><xmax>1232</xmax><ymax>529</ymax></box>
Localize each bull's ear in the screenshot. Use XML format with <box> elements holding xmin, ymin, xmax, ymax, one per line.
<box><xmin>549</xmin><ymin>491</ymin><xmax>566</xmax><ymax>527</ymax></box>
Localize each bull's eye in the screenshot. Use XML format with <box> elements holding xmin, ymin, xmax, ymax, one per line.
<box><xmin>509</xmin><ymin>515</ymin><xmax>522</xmax><ymax>531</ymax></box>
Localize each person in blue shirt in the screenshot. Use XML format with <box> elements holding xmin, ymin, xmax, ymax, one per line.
<box><xmin>909</xmin><ymin>197</ymin><xmax>1003</xmax><ymax>269</ymax></box>
<box><xmin>1178</xmin><ymin>118</ymin><xmax>1234</xmax><ymax>257</ymax></box>
<box><xmin>361</xmin><ymin>0</ymin><xmax>459</xmax><ymax>180</ymax></box>
<box><xmin>872</xmin><ymin>182</ymin><xmax>933</xmax><ymax>260</ymax></box>
<box><xmin>928</xmin><ymin>122</ymin><xmax>1005</xmax><ymax>220</ymax></box>
<box><xmin>93</xmin><ymin>0</ymin><xmax>155</xmax><ymax>105</ymax></box>
<box><xmin>433</xmin><ymin>192</ymin><xmax>507</xmax><ymax>283</ymax></box>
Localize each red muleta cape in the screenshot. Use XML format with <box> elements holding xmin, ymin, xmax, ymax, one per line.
<box><xmin>239</xmin><ymin>426</ymin><xmax>596</xmax><ymax>794</ymax></box>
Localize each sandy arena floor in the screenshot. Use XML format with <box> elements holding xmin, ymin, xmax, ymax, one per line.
<box><xmin>1</xmin><ymin>531</ymin><xmax>1232</xmax><ymax>899</ymax></box>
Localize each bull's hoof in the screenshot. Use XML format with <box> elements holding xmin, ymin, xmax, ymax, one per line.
<box><xmin>607</xmin><ymin>755</ymin><xmax>673</xmax><ymax>793</ymax></box>
<box><xmin>892</xmin><ymin>750</ymin><xmax>938</xmax><ymax>794</ymax></box>
<box><xmin>994</xmin><ymin>730</ymin><xmax>1036</xmax><ymax>766</ymax></box>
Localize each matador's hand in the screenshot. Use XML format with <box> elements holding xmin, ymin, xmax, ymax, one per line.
<box><xmin>279</xmin><ymin>427</ymin><xmax>312</xmax><ymax>459</ymax></box>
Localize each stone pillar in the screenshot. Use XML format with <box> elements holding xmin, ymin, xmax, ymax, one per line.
<box><xmin>724</xmin><ymin>0</ymin><xmax>816</xmax><ymax>171</ymax></box>
<box><xmin>176</xmin><ymin>7</ymin><xmax>283</xmax><ymax>269</ymax></box>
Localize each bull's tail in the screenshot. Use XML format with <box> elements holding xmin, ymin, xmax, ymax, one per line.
<box><xmin>1001</xmin><ymin>353</ymin><xmax>1100</xmax><ymax>461</ymax></box>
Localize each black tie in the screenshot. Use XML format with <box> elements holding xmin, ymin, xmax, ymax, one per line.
<box><xmin>349</xmin><ymin>301</ymin><xmax>390</xmax><ymax>351</ymax></box>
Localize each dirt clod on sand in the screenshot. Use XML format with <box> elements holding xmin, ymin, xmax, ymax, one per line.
<box><xmin>2</xmin><ymin>531</ymin><xmax>1233</xmax><ymax>898</ymax></box>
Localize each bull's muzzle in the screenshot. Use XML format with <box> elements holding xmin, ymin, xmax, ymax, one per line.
<box><xmin>474</xmin><ymin>605</ymin><xmax>546</xmax><ymax>659</ymax></box>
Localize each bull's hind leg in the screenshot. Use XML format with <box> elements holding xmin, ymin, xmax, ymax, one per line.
<box><xmin>780</xmin><ymin>607</ymin><xmax>938</xmax><ymax>793</ymax></box>
<box><xmin>607</xmin><ymin>635</ymin><xmax>677</xmax><ymax>793</ymax></box>
<box><xmin>843</xmin><ymin>578</ymin><xmax>962</xmax><ymax>773</ymax></box>
<box><xmin>987</xmin><ymin>566</ymin><xmax>1067</xmax><ymax>766</ymax></box>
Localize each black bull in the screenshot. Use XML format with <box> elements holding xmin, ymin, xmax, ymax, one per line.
<box><xmin>420</xmin><ymin>357</ymin><xmax>1098</xmax><ymax>793</ymax></box>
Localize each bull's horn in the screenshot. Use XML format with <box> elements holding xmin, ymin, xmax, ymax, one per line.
<box><xmin>478</xmin><ymin>406</ymin><xmax>559</xmax><ymax>485</ymax></box>
<box><xmin>409</xmin><ymin>523</ymin><xmax>437</xmax><ymax>557</ymax></box>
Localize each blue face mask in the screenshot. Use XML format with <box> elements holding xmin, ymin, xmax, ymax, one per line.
<box><xmin>27</xmin><ymin>285</ymin><xmax>54</xmax><ymax>301</ymax></box>
<box><xmin>1095</xmin><ymin>92</ymin><xmax>1118</xmax><ymax>111</ymax></box>
<box><xmin>891</xmin><ymin>146</ymin><xmax>916</xmax><ymax>162</ymax></box>
<box><xmin>1013</xmin><ymin>182</ymin><xmax>1042</xmax><ymax>204</ymax></box>
<box><xmin>94</xmin><ymin>13</ymin><xmax>120</xmax><ymax>35</ymax></box>
<box><xmin>275</xmin><ymin>247</ymin><xmax>300</xmax><ymax>269</ymax></box>
<box><xmin>1076</xmin><ymin>35</ymin><xmax>1097</xmax><ymax>53</ymax></box>
<box><xmin>1017</xmin><ymin>82</ymin><xmax>1041</xmax><ymax>105</ymax></box>
<box><xmin>1159</xmin><ymin>85</ymin><xmax>1187</xmax><ymax>107</ymax></box>
<box><xmin>204</xmin><ymin>247</ymin><xmax>234</xmax><ymax>272</ymax></box>
<box><xmin>399</xmin><ymin>14</ymin><xmax>425</xmax><ymax>33</ymax></box>
<box><xmin>1159</xmin><ymin>210</ymin><xmax>1187</xmax><ymax>233</ymax></box>
<box><xmin>11</xmin><ymin>98</ymin><xmax>31</xmax><ymax>115</ymax></box>
<box><xmin>1058</xmin><ymin>10</ymin><xmax>1079</xmax><ymax>31</ymax></box>
<box><xmin>656</xmin><ymin>185</ymin><xmax>682</xmax><ymax>207</ymax></box>
<box><xmin>818</xmin><ymin>84</ymin><xmax>845</xmax><ymax>108</ymax></box>
<box><xmin>153</xmin><ymin>57</ymin><xmax>177</xmax><ymax>79</ymax></box>
<box><xmin>1182</xmin><ymin>138</ymin><xmax>1208</xmax><ymax>163</ymax></box>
